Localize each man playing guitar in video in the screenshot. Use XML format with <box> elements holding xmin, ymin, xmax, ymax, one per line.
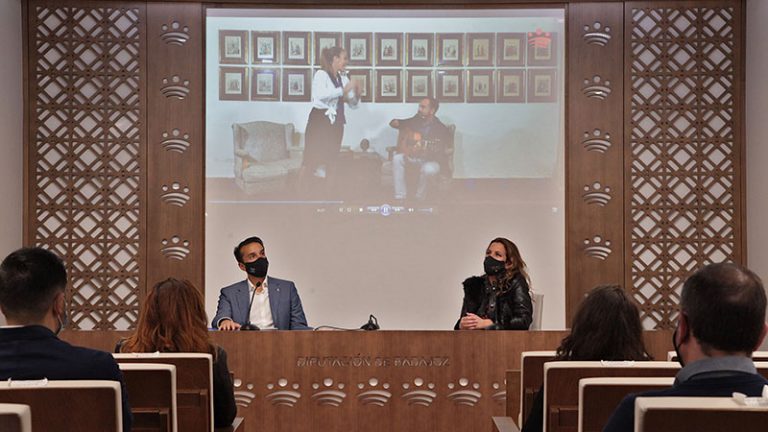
<box><xmin>389</xmin><ymin>97</ymin><xmax>451</xmax><ymax>201</ymax></box>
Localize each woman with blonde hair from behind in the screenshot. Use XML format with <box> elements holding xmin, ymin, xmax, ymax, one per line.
<box><xmin>117</xmin><ymin>278</ymin><xmax>237</xmax><ymax>427</ymax></box>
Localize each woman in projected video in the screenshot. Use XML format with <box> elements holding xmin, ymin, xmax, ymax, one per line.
<box><xmin>455</xmin><ymin>237</ymin><xmax>533</xmax><ymax>330</ymax></box>
<box><xmin>301</xmin><ymin>46</ymin><xmax>360</xmax><ymax>189</ymax></box>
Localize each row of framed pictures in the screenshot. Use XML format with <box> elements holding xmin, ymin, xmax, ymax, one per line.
<box><xmin>220</xmin><ymin>30</ymin><xmax>558</xmax><ymax>68</ymax></box>
<box><xmin>219</xmin><ymin>67</ymin><xmax>558</xmax><ymax>103</ymax></box>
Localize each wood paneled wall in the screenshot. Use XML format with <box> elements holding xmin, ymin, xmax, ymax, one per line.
<box><xmin>22</xmin><ymin>0</ymin><xmax>746</xmax><ymax>329</ymax></box>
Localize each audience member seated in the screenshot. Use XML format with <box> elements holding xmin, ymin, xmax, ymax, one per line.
<box><xmin>0</xmin><ymin>247</ymin><xmax>132</xmax><ymax>431</ymax></box>
<box><xmin>521</xmin><ymin>285</ymin><xmax>650</xmax><ymax>432</ymax></box>
<box><xmin>117</xmin><ymin>278</ymin><xmax>237</xmax><ymax>428</ymax></box>
<box><xmin>602</xmin><ymin>263</ymin><xmax>768</xmax><ymax>432</ymax></box>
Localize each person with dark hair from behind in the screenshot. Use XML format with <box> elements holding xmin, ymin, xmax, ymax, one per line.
<box><xmin>389</xmin><ymin>97</ymin><xmax>452</xmax><ymax>201</ymax></box>
<box><xmin>0</xmin><ymin>247</ymin><xmax>132</xmax><ymax>431</ymax></box>
<box><xmin>117</xmin><ymin>278</ymin><xmax>237</xmax><ymax>428</ymax></box>
<box><xmin>602</xmin><ymin>263</ymin><xmax>768</xmax><ymax>432</ymax></box>
<box><xmin>522</xmin><ymin>285</ymin><xmax>651</xmax><ymax>432</ymax></box>
<box><xmin>212</xmin><ymin>236</ymin><xmax>309</xmax><ymax>331</ymax></box>
<box><xmin>455</xmin><ymin>237</ymin><xmax>533</xmax><ymax>331</ymax></box>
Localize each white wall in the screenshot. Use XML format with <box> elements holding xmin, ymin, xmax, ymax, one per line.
<box><xmin>746</xmin><ymin>0</ymin><xmax>768</xmax><ymax>348</ymax></box>
<box><xmin>0</xmin><ymin>0</ymin><xmax>23</xmax><ymax>325</ymax></box>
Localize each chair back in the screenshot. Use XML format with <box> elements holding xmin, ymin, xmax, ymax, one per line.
<box><xmin>668</xmin><ymin>350</ymin><xmax>768</xmax><ymax>362</ymax></box>
<box><xmin>635</xmin><ymin>397</ymin><xmax>768</xmax><ymax>432</ymax></box>
<box><xmin>578</xmin><ymin>376</ymin><xmax>674</xmax><ymax>432</ymax></box>
<box><xmin>0</xmin><ymin>380</ymin><xmax>122</xmax><ymax>432</ymax></box>
<box><xmin>530</xmin><ymin>293</ymin><xmax>544</xmax><ymax>330</ymax></box>
<box><xmin>114</xmin><ymin>353</ymin><xmax>213</xmax><ymax>432</ymax></box>
<box><xmin>119</xmin><ymin>363</ymin><xmax>177</xmax><ymax>432</ymax></box>
<box><xmin>0</xmin><ymin>403</ymin><xmax>31</xmax><ymax>432</ymax></box>
<box><xmin>516</xmin><ymin>350</ymin><xmax>556</xmax><ymax>426</ymax></box>
<box><xmin>542</xmin><ymin>361</ymin><xmax>680</xmax><ymax>432</ymax></box>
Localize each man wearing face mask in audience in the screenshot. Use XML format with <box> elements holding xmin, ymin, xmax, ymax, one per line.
<box><xmin>212</xmin><ymin>236</ymin><xmax>310</xmax><ymax>331</ymax></box>
<box><xmin>602</xmin><ymin>262</ymin><xmax>768</xmax><ymax>432</ymax></box>
<box><xmin>0</xmin><ymin>247</ymin><xmax>133</xmax><ymax>431</ymax></box>
<box><xmin>455</xmin><ymin>237</ymin><xmax>533</xmax><ymax>330</ymax></box>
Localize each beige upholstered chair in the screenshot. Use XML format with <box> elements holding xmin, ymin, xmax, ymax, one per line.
<box><xmin>232</xmin><ymin>120</ymin><xmax>302</xmax><ymax>194</ymax></box>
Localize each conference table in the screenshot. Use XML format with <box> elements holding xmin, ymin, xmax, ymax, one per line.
<box><xmin>62</xmin><ymin>330</ymin><xmax>672</xmax><ymax>432</ymax></box>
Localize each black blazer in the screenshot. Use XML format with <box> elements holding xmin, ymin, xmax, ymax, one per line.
<box><xmin>115</xmin><ymin>340</ymin><xmax>237</xmax><ymax>428</ymax></box>
<box><xmin>0</xmin><ymin>325</ymin><xmax>132</xmax><ymax>431</ymax></box>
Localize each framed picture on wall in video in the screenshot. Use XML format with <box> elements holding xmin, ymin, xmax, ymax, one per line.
<box><xmin>497</xmin><ymin>69</ymin><xmax>525</xmax><ymax>103</ymax></box>
<box><xmin>407</xmin><ymin>33</ymin><xmax>434</xmax><ymax>67</ymax></box>
<box><xmin>376</xmin><ymin>33</ymin><xmax>403</xmax><ymax>67</ymax></box>
<box><xmin>219</xmin><ymin>66</ymin><xmax>249</xmax><ymax>101</ymax></box>
<box><xmin>283</xmin><ymin>31</ymin><xmax>310</xmax><ymax>65</ymax></box>
<box><xmin>406</xmin><ymin>70</ymin><xmax>433</xmax><ymax>103</ymax></box>
<box><xmin>527</xmin><ymin>30</ymin><xmax>557</xmax><ymax>67</ymax></box>
<box><xmin>250</xmin><ymin>68</ymin><xmax>279</xmax><ymax>101</ymax></box>
<box><xmin>251</xmin><ymin>31</ymin><xmax>280</xmax><ymax>65</ymax></box>
<box><xmin>282</xmin><ymin>68</ymin><xmax>311</xmax><ymax>102</ymax></box>
<box><xmin>314</xmin><ymin>32</ymin><xmax>342</xmax><ymax>65</ymax></box>
<box><xmin>528</xmin><ymin>68</ymin><xmax>557</xmax><ymax>103</ymax></box>
<box><xmin>437</xmin><ymin>33</ymin><xmax>464</xmax><ymax>67</ymax></box>
<box><xmin>219</xmin><ymin>30</ymin><xmax>249</xmax><ymax>64</ymax></box>
<box><xmin>467</xmin><ymin>70</ymin><xmax>494</xmax><ymax>103</ymax></box>
<box><xmin>376</xmin><ymin>70</ymin><xmax>402</xmax><ymax>103</ymax></box>
<box><xmin>467</xmin><ymin>33</ymin><xmax>494</xmax><ymax>67</ymax></box>
<box><xmin>436</xmin><ymin>69</ymin><xmax>464</xmax><ymax>103</ymax></box>
<box><xmin>496</xmin><ymin>33</ymin><xmax>525</xmax><ymax>67</ymax></box>
<box><xmin>344</xmin><ymin>32</ymin><xmax>373</xmax><ymax>67</ymax></box>
<box><xmin>347</xmin><ymin>69</ymin><xmax>372</xmax><ymax>103</ymax></box>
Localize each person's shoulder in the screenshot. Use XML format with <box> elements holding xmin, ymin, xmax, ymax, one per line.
<box><xmin>65</xmin><ymin>342</ymin><xmax>121</xmax><ymax>376</ymax></box>
<box><xmin>221</xmin><ymin>280</ymin><xmax>246</xmax><ymax>293</ymax></box>
<box><xmin>314</xmin><ymin>69</ymin><xmax>330</xmax><ymax>80</ymax></box>
<box><xmin>269</xmin><ymin>276</ymin><xmax>296</xmax><ymax>290</ymax></box>
<box><xmin>462</xmin><ymin>276</ymin><xmax>485</xmax><ymax>293</ymax></box>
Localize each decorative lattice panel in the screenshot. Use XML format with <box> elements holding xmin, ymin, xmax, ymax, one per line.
<box><xmin>627</xmin><ymin>3</ymin><xmax>743</xmax><ymax>329</ymax></box>
<box><xmin>29</xmin><ymin>4</ymin><xmax>144</xmax><ymax>329</ymax></box>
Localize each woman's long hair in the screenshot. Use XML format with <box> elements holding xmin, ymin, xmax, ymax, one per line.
<box><xmin>120</xmin><ymin>278</ymin><xmax>215</xmax><ymax>357</ymax></box>
<box><xmin>556</xmin><ymin>285</ymin><xmax>650</xmax><ymax>361</ymax></box>
<box><xmin>320</xmin><ymin>46</ymin><xmax>345</xmax><ymax>76</ymax></box>
<box><xmin>488</xmin><ymin>237</ymin><xmax>530</xmax><ymax>286</ymax></box>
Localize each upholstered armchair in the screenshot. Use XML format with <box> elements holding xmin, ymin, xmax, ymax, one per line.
<box><xmin>232</xmin><ymin>120</ymin><xmax>302</xmax><ymax>194</ymax></box>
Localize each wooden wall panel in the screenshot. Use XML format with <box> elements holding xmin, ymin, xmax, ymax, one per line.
<box><xmin>624</xmin><ymin>0</ymin><xmax>744</xmax><ymax>329</ymax></box>
<box><xmin>566</xmin><ymin>2</ymin><xmax>625</xmax><ymax>322</ymax></box>
<box><xmin>145</xmin><ymin>3</ymin><xmax>204</xmax><ymax>290</ymax></box>
<box><xmin>25</xmin><ymin>1</ymin><xmax>146</xmax><ymax>330</ymax></box>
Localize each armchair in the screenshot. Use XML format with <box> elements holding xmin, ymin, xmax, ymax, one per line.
<box><xmin>232</xmin><ymin>120</ymin><xmax>302</xmax><ymax>194</ymax></box>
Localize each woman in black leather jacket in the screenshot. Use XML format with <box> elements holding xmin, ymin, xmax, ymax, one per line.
<box><xmin>455</xmin><ymin>237</ymin><xmax>533</xmax><ymax>330</ymax></box>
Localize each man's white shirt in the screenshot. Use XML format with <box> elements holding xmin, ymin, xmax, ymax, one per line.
<box><xmin>248</xmin><ymin>278</ymin><xmax>275</xmax><ymax>330</ymax></box>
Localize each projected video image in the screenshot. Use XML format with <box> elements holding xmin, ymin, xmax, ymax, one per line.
<box><xmin>206</xmin><ymin>9</ymin><xmax>564</xmax><ymax>205</ymax></box>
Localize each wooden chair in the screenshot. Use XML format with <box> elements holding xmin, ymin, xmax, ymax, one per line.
<box><xmin>119</xmin><ymin>363</ymin><xmax>177</xmax><ymax>432</ymax></box>
<box><xmin>511</xmin><ymin>350</ymin><xmax>556</xmax><ymax>426</ymax></box>
<box><xmin>542</xmin><ymin>361</ymin><xmax>680</xmax><ymax>432</ymax></box>
<box><xmin>114</xmin><ymin>353</ymin><xmax>214</xmax><ymax>432</ymax></box>
<box><xmin>634</xmin><ymin>397</ymin><xmax>768</xmax><ymax>432</ymax></box>
<box><xmin>0</xmin><ymin>380</ymin><xmax>122</xmax><ymax>431</ymax></box>
<box><xmin>667</xmin><ymin>350</ymin><xmax>768</xmax><ymax>362</ymax></box>
<box><xmin>492</xmin><ymin>416</ymin><xmax>521</xmax><ymax>432</ymax></box>
<box><xmin>577</xmin><ymin>376</ymin><xmax>674</xmax><ymax>432</ymax></box>
<box><xmin>0</xmin><ymin>403</ymin><xmax>31</xmax><ymax>432</ymax></box>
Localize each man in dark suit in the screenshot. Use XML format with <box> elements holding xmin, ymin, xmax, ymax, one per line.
<box><xmin>603</xmin><ymin>262</ymin><xmax>768</xmax><ymax>432</ymax></box>
<box><xmin>0</xmin><ymin>247</ymin><xmax>132</xmax><ymax>431</ymax></box>
<box><xmin>212</xmin><ymin>236</ymin><xmax>309</xmax><ymax>330</ymax></box>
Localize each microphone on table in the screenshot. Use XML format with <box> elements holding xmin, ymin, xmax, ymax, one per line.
<box><xmin>360</xmin><ymin>314</ymin><xmax>380</xmax><ymax>331</ymax></box>
<box><xmin>241</xmin><ymin>281</ymin><xmax>262</xmax><ymax>331</ymax></box>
